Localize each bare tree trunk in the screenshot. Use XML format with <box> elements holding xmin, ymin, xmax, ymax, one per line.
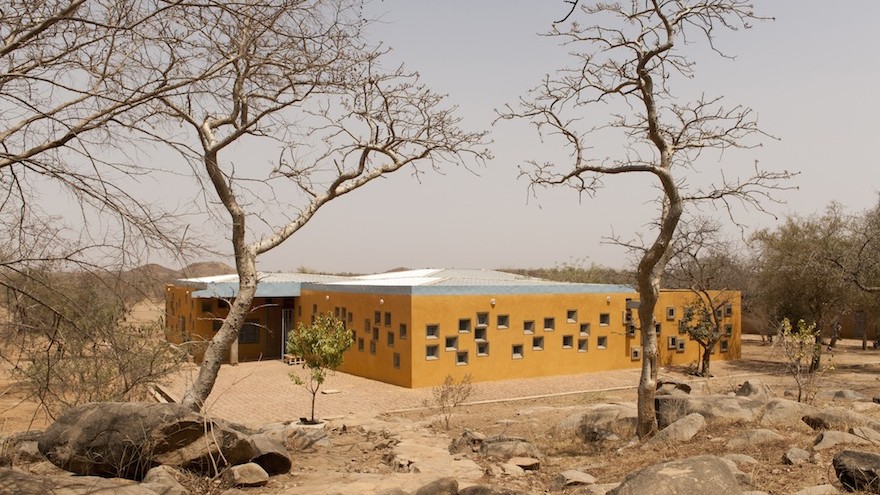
<box><xmin>701</xmin><ymin>346</ymin><xmax>712</xmax><ymax>377</ymax></box>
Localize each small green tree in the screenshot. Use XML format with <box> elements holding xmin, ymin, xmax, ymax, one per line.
<box><xmin>777</xmin><ymin>318</ymin><xmax>830</xmax><ymax>403</ymax></box>
<box><xmin>287</xmin><ymin>313</ymin><xmax>353</xmax><ymax>423</ymax></box>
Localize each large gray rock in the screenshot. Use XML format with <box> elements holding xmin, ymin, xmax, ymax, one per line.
<box><xmin>37</xmin><ymin>402</ymin><xmax>256</xmax><ymax>480</ymax></box>
<box><xmin>644</xmin><ymin>413</ymin><xmax>704</xmax><ymax>448</ymax></box>
<box><xmin>813</xmin><ymin>431</ymin><xmax>872</xmax><ymax>451</ymax></box>
<box><xmin>248</xmin><ymin>433</ymin><xmax>291</xmax><ymax>475</ymax></box>
<box><xmin>736</xmin><ymin>380</ymin><xmax>773</xmax><ymax>401</ymax></box>
<box><xmin>413</xmin><ymin>477</ymin><xmax>458</xmax><ymax>495</ymax></box>
<box><xmin>458</xmin><ymin>486</ymin><xmax>529</xmax><ymax>495</ymax></box>
<box><xmin>223</xmin><ymin>462</ymin><xmax>268</xmax><ymax>488</ymax></box>
<box><xmin>0</xmin><ymin>468</ymin><xmax>159</xmax><ymax>495</ymax></box>
<box><xmin>802</xmin><ymin>407</ymin><xmax>880</xmax><ymax>432</ymax></box>
<box><xmin>783</xmin><ymin>447</ymin><xmax>811</xmax><ymax>466</ymax></box>
<box><xmin>792</xmin><ymin>485</ymin><xmax>841</xmax><ymax>495</ymax></box>
<box><xmin>849</xmin><ymin>426</ymin><xmax>880</xmax><ymax>445</ymax></box>
<box><xmin>552</xmin><ymin>469</ymin><xmax>597</xmax><ymax>490</ymax></box>
<box><xmin>758</xmin><ymin>399</ymin><xmax>819</xmax><ymax>428</ymax></box>
<box><xmin>558</xmin><ymin>403</ymin><xmax>638</xmax><ymax>442</ymax></box>
<box><xmin>141</xmin><ymin>465</ymin><xmax>188</xmax><ymax>495</ymax></box>
<box><xmin>833</xmin><ymin>450</ymin><xmax>880</xmax><ymax>492</ymax></box>
<box><xmin>725</xmin><ymin>429</ymin><xmax>786</xmax><ymax>450</ymax></box>
<box><xmin>479</xmin><ymin>435</ymin><xmax>542</xmax><ymax>461</ymax></box>
<box><xmin>608</xmin><ymin>455</ymin><xmax>742</xmax><ymax>495</ymax></box>
<box><xmin>656</xmin><ymin>395</ymin><xmax>764</xmax><ymax>429</ymax></box>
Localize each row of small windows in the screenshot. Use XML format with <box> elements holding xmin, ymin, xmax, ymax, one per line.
<box><xmin>431</xmin><ymin>318</ymin><xmax>604</xmax><ymax>338</ymax></box>
<box><xmin>665</xmin><ymin>304</ymin><xmax>734</xmax><ymax>321</ymax></box>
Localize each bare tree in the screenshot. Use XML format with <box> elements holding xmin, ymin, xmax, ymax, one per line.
<box><xmin>500</xmin><ymin>1</ymin><xmax>792</xmax><ymax>438</ymax></box>
<box><xmin>137</xmin><ymin>0</ymin><xmax>488</xmax><ymax>410</ymax></box>
<box><xmin>829</xmin><ymin>198</ymin><xmax>880</xmax><ymax>294</ymax></box>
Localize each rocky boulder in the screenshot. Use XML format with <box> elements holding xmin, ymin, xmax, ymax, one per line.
<box><xmin>802</xmin><ymin>408</ymin><xmax>880</xmax><ymax>432</ymax></box>
<box><xmin>736</xmin><ymin>380</ymin><xmax>773</xmax><ymax>401</ymax></box>
<box><xmin>656</xmin><ymin>395</ymin><xmax>764</xmax><ymax>429</ymax></box>
<box><xmin>37</xmin><ymin>402</ymin><xmax>286</xmax><ymax>480</ymax></box>
<box><xmin>558</xmin><ymin>403</ymin><xmax>638</xmax><ymax>442</ymax></box>
<box><xmin>608</xmin><ymin>455</ymin><xmax>743</xmax><ymax>495</ymax></box>
<box><xmin>0</xmin><ymin>468</ymin><xmax>158</xmax><ymax>495</ymax></box>
<box><xmin>643</xmin><ymin>413</ymin><xmax>704</xmax><ymax>448</ymax></box>
<box><xmin>833</xmin><ymin>450</ymin><xmax>880</xmax><ymax>492</ymax></box>
<box><xmin>479</xmin><ymin>435</ymin><xmax>542</xmax><ymax>461</ymax></box>
<box><xmin>757</xmin><ymin>399</ymin><xmax>818</xmax><ymax>429</ymax></box>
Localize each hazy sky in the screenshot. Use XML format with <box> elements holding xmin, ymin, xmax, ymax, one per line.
<box><xmin>201</xmin><ymin>2</ymin><xmax>880</xmax><ymax>274</ymax></box>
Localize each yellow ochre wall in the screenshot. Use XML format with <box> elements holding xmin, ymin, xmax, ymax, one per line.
<box><xmin>296</xmin><ymin>288</ymin><xmax>741</xmax><ymax>388</ymax></box>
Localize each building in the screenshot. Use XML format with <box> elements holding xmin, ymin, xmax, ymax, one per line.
<box><xmin>165</xmin><ymin>268</ymin><xmax>741</xmax><ymax>387</ymax></box>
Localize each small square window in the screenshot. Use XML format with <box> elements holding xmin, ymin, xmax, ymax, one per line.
<box><xmin>477</xmin><ymin>342</ymin><xmax>489</xmax><ymax>356</ymax></box>
<box><xmin>512</xmin><ymin>344</ymin><xmax>524</xmax><ymax>359</ymax></box>
<box><xmin>445</xmin><ymin>336</ymin><xmax>458</xmax><ymax>351</ymax></box>
<box><xmin>374</xmin><ymin>311</ymin><xmax>381</xmax><ymax>324</ymax></box>
<box><xmin>393</xmin><ymin>352</ymin><xmax>401</xmax><ymax>369</ymax></box>
<box><xmin>631</xmin><ymin>346</ymin><xmax>642</xmax><ymax>361</ymax></box>
<box><xmin>399</xmin><ymin>323</ymin><xmax>408</xmax><ymax>340</ymax></box>
<box><xmin>456</xmin><ymin>351</ymin><xmax>469</xmax><ymax>366</ymax></box>
<box><xmin>678</xmin><ymin>320</ymin><xmax>688</xmax><ymax>334</ymax></box>
<box><xmin>720</xmin><ymin>340</ymin><xmax>729</xmax><ymax>352</ymax></box>
<box><xmin>426</xmin><ymin>345</ymin><xmax>439</xmax><ymax>360</ymax></box>
<box><xmin>724</xmin><ymin>303</ymin><xmax>733</xmax><ymax>317</ymax></box>
<box><xmin>384</xmin><ymin>312</ymin><xmax>392</xmax><ymax>327</ymax></box>
<box><xmin>459</xmin><ymin>318</ymin><xmax>472</xmax><ymax>333</ymax></box>
<box><xmin>579</xmin><ymin>323</ymin><xmax>591</xmax><ymax>336</ymax></box>
<box><xmin>715</xmin><ymin>307</ymin><xmax>723</xmax><ymax>319</ymax></box>
<box><xmin>523</xmin><ymin>320</ymin><xmax>535</xmax><ymax>334</ymax></box>
<box><xmin>426</xmin><ymin>324</ymin><xmax>439</xmax><ymax>339</ymax></box>
<box><xmin>597</xmin><ymin>336</ymin><xmax>608</xmax><ymax>350</ymax></box>
<box><xmin>201</xmin><ymin>300</ymin><xmax>212</xmax><ymax>313</ymax></box>
<box><xmin>599</xmin><ymin>313</ymin><xmax>610</xmax><ymax>326</ymax></box>
<box><xmin>562</xmin><ymin>335</ymin><xmax>574</xmax><ymax>348</ymax></box>
<box><xmin>666</xmin><ymin>307</ymin><xmax>676</xmax><ymax>321</ymax></box>
<box><xmin>312</xmin><ymin>304</ymin><xmax>317</xmax><ymax>314</ymax></box>
<box><xmin>372</xmin><ymin>328</ymin><xmax>379</xmax><ymax>341</ymax></box>
<box><xmin>476</xmin><ymin>312</ymin><xmax>489</xmax><ymax>328</ymax></box>
<box><xmin>578</xmin><ymin>338</ymin><xmax>588</xmax><ymax>352</ymax></box>
<box><xmin>655</xmin><ymin>323</ymin><xmax>662</xmax><ymax>335</ymax></box>
<box><xmin>566</xmin><ymin>309</ymin><xmax>578</xmax><ymax>323</ymax></box>
<box><xmin>626</xmin><ymin>324</ymin><xmax>636</xmax><ymax>337</ymax></box>
<box><xmin>475</xmin><ymin>327</ymin><xmax>487</xmax><ymax>341</ymax></box>
<box><xmin>358</xmin><ymin>338</ymin><xmax>364</xmax><ymax>352</ymax></box>
<box><xmin>365</xmin><ymin>319</ymin><xmax>371</xmax><ymax>333</ymax></box>
<box><xmin>676</xmin><ymin>339</ymin><xmax>686</xmax><ymax>353</ymax></box>
<box><xmin>667</xmin><ymin>336</ymin><xmax>678</xmax><ymax>349</ymax></box>
<box><xmin>341</xmin><ymin>307</ymin><xmax>347</xmax><ymax>320</ymax></box>
<box><xmin>724</xmin><ymin>323</ymin><xmax>733</xmax><ymax>336</ymax></box>
<box><xmin>497</xmin><ymin>314</ymin><xmax>510</xmax><ymax>329</ymax></box>
<box><xmin>544</xmin><ymin>317</ymin><xmax>555</xmax><ymax>331</ymax></box>
<box><xmin>532</xmin><ymin>336</ymin><xmax>544</xmax><ymax>350</ymax></box>
<box><xmin>369</xmin><ymin>340</ymin><xmax>376</xmax><ymax>355</ymax></box>
<box><xmin>348</xmin><ymin>312</ymin><xmax>353</xmax><ymax>324</ymax></box>
<box><xmin>334</xmin><ymin>307</ymin><xmax>340</xmax><ymax>318</ymax></box>
<box><xmin>387</xmin><ymin>331</ymin><xmax>394</xmax><ymax>347</ymax></box>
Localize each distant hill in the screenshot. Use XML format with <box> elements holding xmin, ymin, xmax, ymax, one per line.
<box><xmin>178</xmin><ymin>262</ymin><xmax>237</xmax><ymax>278</ymax></box>
<box><xmin>124</xmin><ymin>261</ymin><xmax>236</xmax><ymax>301</ymax></box>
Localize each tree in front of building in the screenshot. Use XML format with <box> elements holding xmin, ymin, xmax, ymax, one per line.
<box><xmin>501</xmin><ymin>0</ymin><xmax>792</xmax><ymax>439</ymax></box>
<box><xmin>287</xmin><ymin>314</ymin><xmax>353</xmax><ymax>424</ymax></box>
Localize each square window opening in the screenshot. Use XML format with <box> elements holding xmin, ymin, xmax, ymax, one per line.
<box><xmin>579</xmin><ymin>323</ymin><xmax>591</xmax><ymax>336</ymax></box>
<box><xmin>445</xmin><ymin>336</ymin><xmax>458</xmax><ymax>351</ymax></box>
<box><xmin>459</xmin><ymin>318</ymin><xmax>472</xmax><ymax>333</ymax></box>
<box><xmin>456</xmin><ymin>351</ymin><xmax>469</xmax><ymax>366</ymax></box>
<box><xmin>477</xmin><ymin>342</ymin><xmax>490</xmax><ymax>356</ymax></box>
<box><xmin>384</xmin><ymin>312</ymin><xmax>392</xmax><ymax>327</ymax></box>
<box><xmin>597</xmin><ymin>336</ymin><xmax>608</xmax><ymax>350</ymax></box>
<box><xmin>512</xmin><ymin>344</ymin><xmax>524</xmax><ymax>359</ymax></box>
<box><xmin>562</xmin><ymin>335</ymin><xmax>574</xmax><ymax>349</ymax></box>
<box><xmin>720</xmin><ymin>340</ymin><xmax>730</xmax><ymax>352</ymax></box>
<box><xmin>399</xmin><ymin>323</ymin><xmax>408</xmax><ymax>340</ymax></box>
<box><xmin>631</xmin><ymin>346</ymin><xmax>642</xmax><ymax>361</ymax></box>
<box><xmin>532</xmin><ymin>336</ymin><xmax>544</xmax><ymax>350</ymax></box>
<box><xmin>393</xmin><ymin>352</ymin><xmax>401</xmax><ymax>369</ymax></box>
<box><xmin>476</xmin><ymin>312</ymin><xmax>489</xmax><ymax>328</ymax></box>
<box><xmin>357</xmin><ymin>338</ymin><xmax>364</xmax><ymax>352</ymax></box>
<box><xmin>544</xmin><ymin>317</ymin><xmax>555</xmax><ymax>331</ymax></box>
<box><xmin>497</xmin><ymin>314</ymin><xmax>510</xmax><ymax>329</ymax></box>
<box><xmin>475</xmin><ymin>327</ymin><xmax>487</xmax><ymax>341</ymax></box>
<box><xmin>426</xmin><ymin>324</ymin><xmax>440</xmax><ymax>339</ymax></box>
<box><xmin>523</xmin><ymin>320</ymin><xmax>535</xmax><ymax>334</ymax></box>
<box><xmin>676</xmin><ymin>339</ymin><xmax>686</xmax><ymax>353</ymax></box>
<box><xmin>426</xmin><ymin>345</ymin><xmax>439</xmax><ymax>360</ymax></box>
<box><xmin>725</xmin><ymin>303</ymin><xmax>733</xmax><ymax>317</ymax></box>
<box><xmin>668</xmin><ymin>336</ymin><xmax>678</xmax><ymax>349</ymax></box>
<box><xmin>666</xmin><ymin>307</ymin><xmax>676</xmax><ymax>321</ymax></box>
<box><xmin>387</xmin><ymin>331</ymin><xmax>394</xmax><ymax>347</ymax></box>
<box><xmin>369</xmin><ymin>340</ymin><xmax>376</xmax><ymax>355</ymax></box>
<box><xmin>566</xmin><ymin>309</ymin><xmax>578</xmax><ymax>323</ymax></box>
<box><xmin>374</xmin><ymin>311</ymin><xmax>381</xmax><ymax>324</ymax></box>
<box><xmin>578</xmin><ymin>338</ymin><xmax>588</xmax><ymax>352</ymax></box>
<box><xmin>599</xmin><ymin>313</ymin><xmax>611</xmax><ymax>326</ymax></box>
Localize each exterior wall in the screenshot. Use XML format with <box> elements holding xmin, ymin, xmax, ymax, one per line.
<box><xmin>298</xmin><ymin>289</ymin><xmax>414</xmax><ymax>387</ymax></box>
<box><xmin>164</xmin><ymin>284</ymin><xmax>298</xmax><ymax>362</ymax></box>
<box><xmin>166</xmin><ymin>282</ymin><xmax>741</xmax><ymax>387</ymax></box>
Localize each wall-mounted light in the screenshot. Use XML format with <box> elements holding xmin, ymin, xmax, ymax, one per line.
<box><xmin>606</xmin><ymin>296</ymin><xmax>612</xmax><ymax>304</ymax></box>
<box><xmin>379</xmin><ymin>298</ymin><xmax>384</xmax><ymax>305</ymax></box>
<box><xmin>490</xmin><ymin>298</ymin><xmax>497</xmax><ymax>307</ymax></box>
<box><xmin>325</xmin><ymin>295</ymin><xmax>330</xmax><ymax>301</ymax></box>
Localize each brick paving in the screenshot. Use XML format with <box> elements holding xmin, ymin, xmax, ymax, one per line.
<box><xmin>160</xmin><ymin>339</ymin><xmax>782</xmax><ymax>429</ymax></box>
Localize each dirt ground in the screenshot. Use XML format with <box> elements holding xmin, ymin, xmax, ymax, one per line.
<box><xmin>5</xmin><ymin>336</ymin><xmax>880</xmax><ymax>494</ymax></box>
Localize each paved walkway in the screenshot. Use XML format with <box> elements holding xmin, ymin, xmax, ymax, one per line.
<box><xmin>160</xmin><ymin>340</ymin><xmax>784</xmax><ymax>428</ymax></box>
